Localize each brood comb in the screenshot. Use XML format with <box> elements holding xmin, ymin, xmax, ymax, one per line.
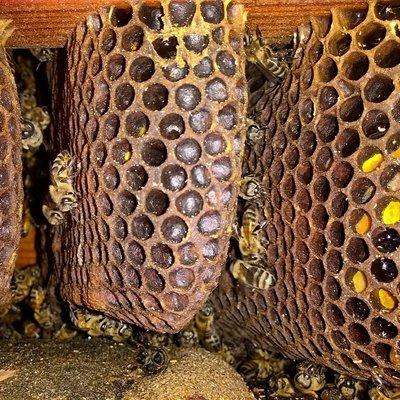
<box><xmin>49</xmin><ymin>0</ymin><xmax>247</xmax><ymax>332</ymax></box>
<box><xmin>0</xmin><ymin>21</ymin><xmax>23</xmax><ymax>316</ymax></box>
<box><xmin>211</xmin><ymin>1</ymin><xmax>400</xmax><ymax>386</ymax></box>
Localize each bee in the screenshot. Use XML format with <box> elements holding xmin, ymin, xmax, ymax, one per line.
<box><xmin>136</xmin><ymin>330</ymin><xmax>172</xmax><ymax>348</ymax></box>
<box><xmin>98</xmin><ymin>317</ymin><xmax>133</xmax><ymax>342</ymax></box>
<box><xmin>30</xmin><ymin>48</ymin><xmax>54</xmax><ymax>63</ymax></box>
<box><xmin>49</xmin><ymin>184</ymin><xmax>78</xmax><ymax>213</ymax></box>
<box><xmin>203</xmin><ymin>330</ymin><xmax>222</xmax><ymax>352</ymax></box>
<box><xmin>0</xmin><ymin>323</ymin><xmax>21</xmax><ymax>340</ymax></box>
<box><xmin>42</xmin><ymin>204</ymin><xmax>64</xmax><ymax>226</ymax></box>
<box><xmin>21</xmin><ymin>118</ymin><xmax>43</xmax><ymax>150</ymax></box>
<box><xmin>53</xmin><ymin>324</ymin><xmax>77</xmax><ymax>341</ymax></box>
<box><xmin>239</xmin><ymin>174</ymin><xmax>264</xmax><ymax>202</ymax></box>
<box><xmin>219</xmin><ymin>344</ymin><xmax>235</xmax><ymax>365</ymax></box>
<box><xmin>11</xmin><ymin>265</ymin><xmax>41</xmax><ymax>303</ymax></box>
<box><xmin>28</xmin><ymin>285</ymin><xmax>46</xmax><ymax>312</ymax></box>
<box><xmin>320</xmin><ymin>384</ymin><xmax>342</xmax><ymax>400</ymax></box>
<box><xmin>25</xmin><ymin>106</ymin><xmax>50</xmax><ymax>131</ymax></box>
<box><xmin>244</xmin><ymin>27</ymin><xmax>288</xmax><ymax>83</ymax></box>
<box><xmin>239</xmin><ymin>203</ymin><xmax>265</xmax><ymax>257</ymax></box>
<box><xmin>230</xmin><ymin>258</ymin><xmax>275</xmax><ymax>290</ymax></box>
<box><xmin>23</xmin><ymin>320</ymin><xmax>41</xmax><ymax>338</ymax></box>
<box><xmin>246</xmin><ymin>118</ymin><xmax>266</xmax><ymax>144</ymax></box>
<box><xmin>269</xmin><ymin>372</ymin><xmax>296</xmax><ymax>398</ymax></box>
<box><xmin>293</xmin><ymin>362</ymin><xmax>326</xmax><ymax>397</ymax></box>
<box><xmin>337</xmin><ymin>375</ymin><xmax>366</xmax><ymax>399</ymax></box>
<box><xmin>19</xmin><ymin>90</ymin><xmax>36</xmax><ymax>112</ymax></box>
<box><xmin>369</xmin><ymin>387</ymin><xmax>400</xmax><ymax>400</ymax></box>
<box><xmin>195</xmin><ymin>303</ymin><xmax>214</xmax><ymax>336</ymax></box>
<box><xmin>51</xmin><ymin>150</ymin><xmax>75</xmax><ymax>186</ymax></box>
<box><xmin>137</xmin><ymin>346</ymin><xmax>170</xmax><ymax>375</ymax></box>
<box><xmin>175</xmin><ymin>325</ymin><xmax>199</xmax><ymax>348</ymax></box>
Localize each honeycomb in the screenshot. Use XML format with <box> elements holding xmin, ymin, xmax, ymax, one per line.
<box><xmin>0</xmin><ymin>22</ymin><xmax>23</xmax><ymax>315</ymax></box>
<box><xmin>49</xmin><ymin>0</ymin><xmax>247</xmax><ymax>332</ymax></box>
<box><xmin>211</xmin><ymin>2</ymin><xmax>400</xmax><ymax>385</ymax></box>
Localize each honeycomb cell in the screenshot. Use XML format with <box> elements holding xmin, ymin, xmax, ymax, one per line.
<box><xmin>371</xmin><ymin>257</ymin><xmax>398</xmax><ymax>283</ymax></box>
<box><xmin>212</xmin><ymin>157</ymin><xmax>232</xmax><ymax>181</ymax></box>
<box><xmin>169</xmin><ymin>0</ymin><xmax>195</xmax><ymax>26</ymax></box>
<box><xmin>163</xmin><ymin>62</ymin><xmax>189</xmax><ymax>82</ymax></box>
<box><xmin>194</xmin><ymin>57</ymin><xmax>214</xmax><ymax>78</ymax></box>
<box><xmin>379</xmin><ymin>198</ymin><xmax>400</xmax><ymax>225</ymax></box>
<box><xmin>126</xmin><ymin>165</ymin><xmax>148</xmax><ymax>190</ymax></box>
<box><xmin>350</xmin><ymin>209</ymin><xmax>372</xmax><ymax>235</ymax></box>
<box><xmin>151</xmin><ymin>244</ymin><xmax>174</xmax><ymax>269</ymax></box>
<box><xmin>218</xmin><ymin>104</ymin><xmax>238</xmax><ymax>130</ymax></box>
<box><xmin>161</xmin><ymin>216</ymin><xmax>188</xmax><ymax>243</ymax></box>
<box><xmin>347</xmin><ymin>237</ymin><xmax>369</xmax><ymax>263</ymax></box>
<box><xmin>175</xmin><ymin>138</ymin><xmax>202</xmax><ymax>164</ymax></box>
<box><xmin>216</xmin><ymin>50</ymin><xmax>236</xmax><ymax>76</ymax></box>
<box><xmin>126</xmin><ymin>111</ymin><xmax>149</xmax><ymax>137</ymax></box>
<box><xmin>331</xmin><ymin>161</ymin><xmax>353</xmax><ymax>188</ymax></box>
<box><xmin>372</xmin><ymin>227</ymin><xmax>400</xmax><ymax>253</ymax></box>
<box><xmin>184</xmin><ymin>34</ymin><xmax>209</xmax><ymax>53</ymax></box>
<box><xmin>189</xmin><ymin>108</ymin><xmax>212</xmax><ymax>133</ymax></box>
<box><xmin>198</xmin><ymin>211</ymin><xmax>221</xmax><ymax>235</ymax></box>
<box><xmin>362</xmin><ymin>109</ymin><xmax>390</xmax><ymax>139</ymax></box>
<box><xmin>106</xmin><ymin>54</ymin><xmax>125</xmax><ymax>81</ymax></box>
<box><xmin>356</xmin><ymin>21</ymin><xmax>386</xmax><ymax>50</ymax></box>
<box><xmin>371</xmin><ymin>288</ymin><xmax>398</xmax><ymax>311</ymax></box>
<box><xmin>316</xmin><ymin>114</ymin><xmax>338</xmax><ymax>142</ymax></box>
<box><xmin>346</xmin><ymin>297</ymin><xmax>370</xmax><ymax>320</ymax></box>
<box><xmin>176</xmin><ymin>190</ymin><xmax>203</xmax><ymax>217</ymax></box>
<box><xmin>163</xmin><ymin>292</ymin><xmax>189</xmax><ymax>312</ymax></box>
<box><xmin>117</xmin><ymin>190</ymin><xmax>137</xmax><ymax>215</ymax></box>
<box><xmin>152</xmin><ymin>36</ymin><xmax>178</xmax><ymax>58</ymax></box>
<box><xmin>375</xmin><ymin>40</ymin><xmax>400</xmax><ymax>68</ymax></box>
<box><xmin>104</xmin><ymin>114</ymin><xmax>120</xmax><ymax>140</ymax></box>
<box><xmin>364</xmin><ymin>74</ymin><xmax>394</xmax><ymax>102</ymax></box>
<box><xmin>371</xmin><ymin>317</ymin><xmax>398</xmax><ymax>339</ymax></box>
<box><xmin>358</xmin><ymin>146</ymin><xmax>383</xmax><ymax>173</ymax></box>
<box><xmin>100</xmin><ymin>28</ymin><xmax>116</xmax><ymax>53</ymax></box>
<box><xmin>159</xmin><ymin>113</ymin><xmax>185</xmax><ymax>140</ymax></box>
<box><xmin>175</xmin><ymin>84</ymin><xmax>201</xmax><ymax>110</ymax></box>
<box><xmin>319</xmin><ymin>86</ymin><xmax>338</xmax><ymax>110</ymax></box>
<box><xmin>131</xmin><ymin>215</ymin><xmax>154</xmax><ymax>240</ymax></box>
<box><xmin>169</xmin><ymin>267</ymin><xmax>195</xmax><ymax>289</ymax></box>
<box><xmin>161</xmin><ymin>165</ymin><xmax>187</xmax><ymax>192</ymax></box>
<box><xmin>342</xmin><ymin>52</ymin><xmax>369</xmax><ymax>80</ymax></box>
<box><xmin>206</xmin><ymin>78</ymin><xmax>228</xmax><ymax>102</ymax></box>
<box><xmin>103</xmin><ymin>165</ymin><xmax>120</xmax><ymax>190</ymax></box>
<box><xmin>204</xmin><ymin>133</ymin><xmax>226</xmax><ymax>155</ymax></box>
<box><xmin>129</xmin><ymin>56</ymin><xmax>155</xmax><ymax>82</ymax></box>
<box><xmin>138</xmin><ymin>3</ymin><xmax>164</xmax><ymax>31</ymax></box>
<box><xmin>145</xmin><ymin>189</ymin><xmax>169</xmax><ymax>216</ymax></box>
<box><xmin>348</xmin><ymin>323</ymin><xmax>371</xmax><ymax>345</ymax></box>
<box><xmin>126</xmin><ymin>240</ymin><xmax>145</xmax><ymax>266</ymax></box>
<box><xmin>201</xmin><ymin>0</ymin><xmax>224</xmax><ymax>23</ymax></box>
<box><xmin>380</xmin><ymin>164</ymin><xmax>400</xmax><ymax>192</ymax></box>
<box><xmin>141</xmin><ymin>139</ymin><xmax>167</xmax><ymax>166</ymax></box>
<box><xmin>339</xmin><ymin>96</ymin><xmax>364</xmax><ymax>122</ymax></box>
<box><xmin>318</xmin><ymin>57</ymin><xmax>338</xmax><ymax>82</ymax></box>
<box><xmin>351</xmin><ymin>177</ymin><xmax>376</xmax><ymax>204</ymax></box>
<box><xmin>143</xmin><ymin>83</ymin><xmax>169</xmax><ymax>111</ymax></box>
<box><xmin>335</xmin><ymin>128</ymin><xmax>360</xmax><ymax>157</ymax></box>
<box><xmin>121</xmin><ymin>25</ymin><xmax>144</xmax><ymax>51</ymax></box>
<box><xmin>111</xmin><ymin>139</ymin><xmax>131</xmax><ymax>164</ymax></box>
<box><xmin>328</xmin><ymin>31</ymin><xmax>351</xmax><ymax>56</ymax></box>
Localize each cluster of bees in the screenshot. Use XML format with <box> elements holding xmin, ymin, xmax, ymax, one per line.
<box><xmin>42</xmin><ymin>150</ymin><xmax>78</xmax><ymax>225</ymax></box>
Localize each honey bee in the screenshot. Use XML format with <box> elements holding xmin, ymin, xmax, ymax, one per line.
<box><xmin>23</xmin><ymin>320</ymin><xmax>41</xmax><ymax>338</ymax></box>
<box><xmin>25</xmin><ymin>106</ymin><xmax>50</xmax><ymax>131</ymax></box>
<box><xmin>230</xmin><ymin>258</ymin><xmax>275</xmax><ymax>290</ymax></box>
<box><xmin>136</xmin><ymin>330</ymin><xmax>172</xmax><ymax>348</ymax></box>
<box><xmin>337</xmin><ymin>375</ymin><xmax>366</xmax><ymax>399</ymax></box>
<box><xmin>30</xmin><ymin>48</ymin><xmax>54</xmax><ymax>63</ymax></box>
<box><xmin>28</xmin><ymin>285</ymin><xmax>46</xmax><ymax>312</ymax></box>
<box><xmin>53</xmin><ymin>323</ymin><xmax>78</xmax><ymax>341</ymax></box>
<box><xmin>239</xmin><ymin>174</ymin><xmax>264</xmax><ymax>202</ymax></box>
<box><xmin>246</xmin><ymin>118</ymin><xmax>266</xmax><ymax>144</ymax></box>
<box><xmin>320</xmin><ymin>384</ymin><xmax>342</xmax><ymax>400</ymax></box>
<box><xmin>218</xmin><ymin>344</ymin><xmax>235</xmax><ymax>365</ymax></box>
<box><xmin>51</xmin><ymin>150</ymin><xmax>75</xmax><ymax>185</ymax></box>
<box><xmin>19</xmin><ymin>90</ymin><xmax>36</xmax><ymax>112</ymax></box>
<box><xmin>42</xmin><ymin>204</ymin><xmax>64</xmax><ymax>225</ymax></box>
<box><xmin>269</xmin><ymin>372</ymin><xmax>296</xmax><ymax>398</ymax></box>
<box><xmin>245</xmin><ymin>27</ymin><xmax>288</xmax><ymax>83</ymax></box>
<box><xmin>175</xmin><ymin>325</ymin><xmax>199</xmax><ymax>348</ymax></box>
<box><xmin>195</xmin><ymin>303</ymin><xmax>214</xmax><ymax>335</ymax></box>
<box><xmin>239</xmin><ymin>203</ymin><xmax>266</xmax><ymax>257</ymax></box>
<box><xmin>0</xmin><ymin>323</ymin><xmax>22</xmax><ymax>340</ymax></box>
<box><xmin>70</xmin><ymin>308</ymin><xmax>132</xmax><ymax>342</ymax></box>
<box><xmin>137</xmin><ymin>346</ymin><xmax>170</xmax><ymax>375</ymax></box>
<box><xmin>293</xmin><ymin>362</ymin><xmax>326</xmax><ymax>397</ymax></box>
<box><xmin>49</xmin><ymin>184</ymin><xmax>78</xmax><ymax>213</ymax></box>
<box><xmin>369</xmin><ymin>387</ymin><xmax>400</xmax><ymax>400</ymax></box>
<box><xmin>21</xmin><ymin>118</ymin><xmax>43</xmax><ymax>150</ymax></box>
<box><xmin>11</xmin><ymin>265</ymin><xmax>41</xmax><ymax>303</ymax></box>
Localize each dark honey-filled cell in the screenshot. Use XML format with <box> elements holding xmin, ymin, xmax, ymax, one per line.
<box><xmin>210</xmin><ymin>2</ymin><xmax>400</xmax><ymax>385</ymax></box>
<box><xmin>50</xmin><ymin>0</ymin><xmax>247</xmax><ymax>333</ymax></box>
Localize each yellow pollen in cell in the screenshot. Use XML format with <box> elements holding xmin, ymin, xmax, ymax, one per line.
<box><xmin>138</xmin><ymin>126</ymin><xmax>147</xmax><ymax>137</ymax></box>
<box><xmin>378</xmin><ymin>289</ymin><xmax>397</xmax><ymax>310</ymax></box>
<box><xmin>355</xmin><ymin>213</ymin><xmax>371</xmax><ymax>235</ymax></box>
<box><xmin>361</xmin><ymin>153</ymin><xmax>383</xmax><ymax>173</ymax></box>
<box><xmin>352</xmin><ymin>271</ymin><xmax>367</xmax><ymax>293</ymax></box>
<box><xmin>124</xmin><ymin>151</ymin><xmax>132</xmax><ymax>162</ymax></box>
<box><xmin>392</xmin><ymin>146</ymin><xmax>400</xmax><ymax>159</ymax></box>
<box><xmin>382</xmin><ymin>200</ymin><xmax>400</xmax><ymax>225</ymax></box>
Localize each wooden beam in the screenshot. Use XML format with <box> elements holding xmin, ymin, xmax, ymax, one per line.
<box><xmin>0</xmin><ymin>0</ymin><xmax>368</xmax><ymax>48</ymax></box>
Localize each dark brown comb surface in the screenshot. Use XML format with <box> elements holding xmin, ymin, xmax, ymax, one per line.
<box><xmin>50</xmin><ymin>0</ymin><xmax>247</xmax><ymax>332</ymax></box>
<box><xmin>0</xmin><ymin>22</ymin><xmax>22</xmax><ymax>315</ymax></box>
<box><xmin>211</xmin><ymin>2</ymin><xmax>400</xmax><ymax>385</ymax></box>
